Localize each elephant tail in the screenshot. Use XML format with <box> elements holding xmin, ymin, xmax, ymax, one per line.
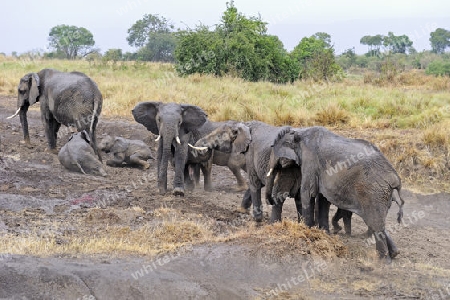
<box><xmin>89</xmin><ymin>94</ymin><xmax>102</xmax><ymax>161</ymax></box>
<box><xmin>392</xmin><ymin>188</ymin><xmax>404</xmax><ymax>223</ymax></box>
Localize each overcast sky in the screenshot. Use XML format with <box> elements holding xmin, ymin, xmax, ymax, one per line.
<box><xmin>1</xmin><ymin>0</ymin><xmax>449</xmax><ymax>56</ymax></box>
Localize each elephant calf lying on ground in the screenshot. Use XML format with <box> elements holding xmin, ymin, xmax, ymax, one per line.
<box><xmin>58</xmin><ymin>131</ymin><xmax>107</xmax><ymax>176</ymax></box>
<box><xmin>99</xmin><ymin>135</ymin><xmax>153</xmax><ymax>169</ymax></box>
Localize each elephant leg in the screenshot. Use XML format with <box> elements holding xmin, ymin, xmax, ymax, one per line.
<box><xmin>373</xmin><ymin>230</ymin><xmax>390</xmax><ymax>262</ymax></box>
<box><xmin>342</xmin><ymin>210</ymin><xmax>352</xmax><ymax>236</ymax></box>
<box><xmin>129</xmin><ymin>153</ymin><xmax>150</xmax><ymax>169</ymax></box>
<box><xmin>294</xmin><ymin>191</ymin><xmax>302</xmax><ymax>222</ymax></box>
<box><xmin>238</xmin><ymin>189</ymin><xmax>252</xmax><ymax>213</ymax></box>
<box><xmin>331</xmin><ymin>210</ymin><xmax>343</xmax><ymax>234</ymax></box>
<box><xmin>270</xmin><ymin>199</ymin><xmax>284</xmax><ymax>223</ymax></box>
<box><xmin>317</xmin><ymin>194</ymin><xmax>330</xmax><ymax>233</ymax></box>
<box><xmin>200</xmin><ymin>160</ymin><xmax>213</xmax><ymax>192</ymax></box>
<box><xmin>385</xmin><ymin>230</ymin><xmax>399</xmax><ymax>258</ymax></box>
<box><xmin>184</xmin><ymin>165</ymin><xmax>195</xmax><ymax>192</ymax></box>
<box><xmin>107</xmin><ymin>152</ymin><xmax>125</xmax><ymax>167</ymax></box>
<box><xmin>250</xmin><ymin>187</ymin><xmax>263</xmax><ymax>222</ymax></box>
<box><xmin>172</xmin><ymin>144</ymin><xmax>187</xmax><ymax>196</ymax></box>
<box><xmin>44</xmin><ymin>116</ymin><xmax>60</xmax><ymax>153</ymax></box>
<box><xmin>229</xmin><ymin>166</ymin><xmax>247</xmax><ymax>192</ymax></box>
<box><xmin>301</xmin><ymin>195</ymin><xmax>315</xmax><ymax>227</ymax></box>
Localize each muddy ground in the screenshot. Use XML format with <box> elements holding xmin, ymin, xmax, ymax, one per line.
<box><xmin>1</xmin><ymin>95</ymin><xmax>450</xmax><ymax>300</ymax></box>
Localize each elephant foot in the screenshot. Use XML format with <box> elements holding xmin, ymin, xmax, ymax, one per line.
<box><xmin>237</xmin><ymin>206</ymin><xmax>249</xmax><ymax>214</ymax></box>
<box><xmin>233</xmin><ymin>184</ymin><xmax>248</xmax><ymax>192</ymax></box>
<box><xmin>141</xmin><ymin>161</ymin><xmax>150</xmax><ymax>170</ymax></box>
<box><xmin>49</xmin><ymin>148</ymin><xmax>59</xmax><ymax>154</ymax></box>
<box><xmin>332</xmin><ymin>224</ymin><xmax>342</xmax><ymax>234</ymax></box>
<box><xmin>389</xmin><ymin>248</ymin><xmax>400</xmax><ymax>259</ymax></box>
<box><xmin>253</xmin><ymin>213</ymin><xmax>263</xmax><ymax>223</ymax></box>
<box><xmin>173</xmin><ymin>187</ymin><xmax>185</xmax><ymax>197</ymax></box>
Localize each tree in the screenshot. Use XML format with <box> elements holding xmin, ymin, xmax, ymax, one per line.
<box><xmin>383</xmin><ymin>32</ymin><xmax>413</xmax><ymax>54</ymax></box>
<box><xmin>127</xmin><ymin>14</ymin><xmax>176</xmax><ymax>62</ymax></box>
<box><xmin>48</xmin><ymin>25</ymin><xmax>96</xmax><ymax>59</ymax></box>
<box><xmin>103</xmin><ymin>49</ymin><xmax>123</xmax><ymax>61</ymax></box>
<box><xmin>291</xmin><ymin>33</ymin><xmax>342</xmax><ymax>80</ymax></box>
<box><xmin>175</xmin><ymin>1</ymin><xmax>298</xmax><ymax>83</ymax></box>
<box><xmin>430</xmin><ymin>28</ymin><xmax>450</xmax><ymax>54</ymax></box>
<box><xmin>360</xmin><ymin>35</ymin><xmax>383</xmax><ymax>56</ymax></box>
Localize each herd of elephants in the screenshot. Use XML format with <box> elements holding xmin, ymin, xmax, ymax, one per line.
<box><xmin>7</xmin><ymin>68</ymin><xmax>405</xmax><ymax>262</ymax></box>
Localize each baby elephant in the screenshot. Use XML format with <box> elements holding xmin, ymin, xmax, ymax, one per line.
<box><xmin>58</xmin><ymin>131</ymin><xmax>107</xmax><ymax>176</ymax></box>
<box><xmin>99</xmin><ymin>135</ymin><xmax>152</xmax><ymax>169</ymax></box>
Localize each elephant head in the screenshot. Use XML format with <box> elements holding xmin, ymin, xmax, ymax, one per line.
<box><xmin>98</xmin><ymin>135</ymin><xmax>115</xmax><ymax>153</ymax></box>
<box><xmin>132</xmin><ymin>101</ymin><xmax>207</xmax><ymax>195</ymax></box>
<box><xmin>194</xmin><ymin>122</ymin><xmax>252</xmax><ymax>154</ymax></box>
<box><xmin>8</xmin><ymin>73</ymin><xmax>40</xmax><ymax>144</ymax></box>
<box><xmin>265</xmin><ymin>128</ymin><xmax>302</xmax><ymax>205</ymax></box>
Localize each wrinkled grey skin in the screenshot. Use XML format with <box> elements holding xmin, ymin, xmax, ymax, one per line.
<box><xmin>266</xmin><ymin>128</ymin><xmax>354</xmax><ymax>231</ymax></box>
<box><xmin>268</xmin><ymin>126</ymin><xmax>405</xmax><ymax>261</ymax></box>
<box><xmin>132</xmin><ymin>102</ymin><xmax>207</xmax><ymax>196</ymax></box>
<box><xmin>58</xmin><ymin>131</ymin><xmax>106</xmax><ymax>176</ymax></box>
<box><xmin>14</xmin><ymin>69</ymin><xmax>103</xmax><ymax>160</ymax></box>
<box><xmin>99</xmin><ymin>135</ymin><xmax>153</xmax><ymax>169</ymax></box>
<box><xmin>194</xmin><ymin>121</ymin><xmax>297</xmax><ymax>222</ymax></box>
<box><xmin>188</xmin><ymin>120</ymin><xmax>247</xmax><ymax>192</ymax></box>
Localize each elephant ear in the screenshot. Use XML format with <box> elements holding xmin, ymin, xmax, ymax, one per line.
<box><xmin>132</xmin><ymin>102</ymin><xmax>161</xmax><ymax>135</ymax></box>
<box><xmin>21</xmin><ymin>73</ymin><xmax>40</xmax><ymax>106</ymax></box>
<box><xmin>180</xmin><ymin>104</ymin><xmax>208</xmax><ymax>132</ymax></box>
<box><xmin>272</xmin><ymin>129</ymin><xmax>300</xmax><ymax>165</ymax></box>
<box><xmin>232</xmin><ymin>123</ymin><xmax>251</xmax><ymax>153</ymax></box>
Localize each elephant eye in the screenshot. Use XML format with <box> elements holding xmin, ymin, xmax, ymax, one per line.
<box><xmin>18</xmin><ymin>89</ymin><xmax>26</xmax><ymax>94</ymax></box>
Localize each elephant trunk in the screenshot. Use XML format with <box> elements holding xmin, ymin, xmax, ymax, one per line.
<box><xmin>157</xmin><ymin>125</ymin><xmax>181</xmax><ymax>194</ymax></box>
<box><xmin>18</xmin><ymin>105</ymin><xmax>31</xmax><ymax>145</ymax></box>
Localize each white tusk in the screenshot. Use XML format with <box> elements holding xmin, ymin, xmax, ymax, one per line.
<box><xmin>188</xmin><ymin>143</ymin><xmax>208</xmax><ymax>151</ymax></box>
<box><xmin>6</xmin><ymin>108</ymin><xmax>21</xmax><ymax>119</ymax></box>
<box><xmin>176</xmin><ymin>136</ymin><xmax>181</xmax><ymax>144</ymax></box>
<box><xmin>267</xmin><ymin>168</ymin><xmax>273</xmax><ymax>177</ymax></box>
<box><xmin>155</xmin><ymin>135</ymin><xmax>161</xmax><ymax>142</ymax></box>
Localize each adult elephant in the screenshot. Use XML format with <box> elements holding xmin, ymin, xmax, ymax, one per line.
<box><xmin>8</xmin><ymin>69</ymin><xmax>103</xmax><ymax>160</ymax></box>
<box><xmin>132</xmin><ymin>101</ymin><xmax>208</xmax><ymax>196</ymax></box>
<box><xmin>194</xmin><ymin>121</ymin><xmax>300</xmax><ymax>222</ymax></box>
<box><xmin>266</xmin><ymin>126</ymin><xmax>405</xmax><ymax>261</ymax></box>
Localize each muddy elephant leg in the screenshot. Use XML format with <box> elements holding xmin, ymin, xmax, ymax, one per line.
<box><xmin>184</xmin><ymin>164</ymin><xmax>195</xmax><ymax>191</ymax></box>
<box><xmin>107</xmin><ymin>152</ymin><xmax>125</xmax><ymax>167</ymax></box>
<box><xmin>294</xmin><ymin>191</ymin><xmax>302</xmax><ymax>222</ymax></box>
<box><xmin>230</xmin><ymin>166</ymin><xmax>248</xmax><ymax>192</ymax></box>
<box><xmin>331</xmin><ymin>209</ymin><xmax>343</xmax><ymax>234</ymax></box>
<box><xmin>129</xmin><ymin>153</ymin><xmax>150</xmax><ymax>169</ymax></box>
<box><xmin>200</xmin><ymin>160</ymin><xmax>213</xmax><ymax>192</ymax></box>
<box><xmin>238</xmin><ymin>189</ymin><xmax>252</xmax><ymax>214</ymax></box>
<box><xmin>317</xmin><ymin>195</ymin><xmax>330</xmax><ymax>233</ymax></box>
<box><xmin>44</xmin><ymin>116</ymin><xmax>60</xmax><ymax>153</ymax></box>
<box><xmin>332</xmin><ymin>209</ymin><xmax>353</xmax><ymax>235</ymax></box>
<box><xmin>270</xmin><ymin>200</ymin><xmax>284</xmax><ymax>223</ymax></box>
<box><xmin>342</xmin><ymin>210</ymin><xmax>352</xmax><ymax>235</ymax></box>
<box><xmin>251</xmin><ymin>188</ymin><xmax>263</xmax><ymax>222</ymax></box>
<box><xmin>301</xmin><ymin>193</ymin><xmax>315</xmax><ymax>228</ymax></box>
<box><xmin>385</xmin><ymin>231</ymin><xmax>399</xmax><ymax>258</ymax></box>
<box><xmin>373</xmin><ymin>230</ymin><xmax>390</xmax><ymax>262</ymax></box>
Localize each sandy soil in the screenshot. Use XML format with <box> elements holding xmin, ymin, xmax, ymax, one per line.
<box><xmin>1</xmin><ymin>95</ymin><xmax>450</xmax><ymax>300</ymax></box>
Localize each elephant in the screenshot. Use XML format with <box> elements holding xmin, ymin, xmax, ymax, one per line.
<box><xmin>265</xmin><ymin>126</ymin><xmax>405</xmax><ymax>260</ymax></box>
<box><xmin>58</xmin><ymin>131</ymin><xmax>106</xmax><ymax>177</ymax></box>
<box><xmin>187</xmin><ymin>120</ymin><xmax>248</xmax><ymax>192</ymax></box>
<box><xmin>132</xmin><ymin>101</ymin><xmax>208</xmax><ymax>196</ymax></box>
<box><xmin>98</xmin><ymin>135</ymin><xmax>153</xmax><ymax>169</ymax></box>
<box><xmin>194</xmin><ymin>121</ymin><xmax>300</xmax><ymax>222</ymax></box>
<box><xmin>8</xmin><ymin>69</ymin><xmax>103</xmax><ymax>160</ymax></box>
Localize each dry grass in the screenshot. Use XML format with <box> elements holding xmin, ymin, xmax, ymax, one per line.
<box><xmin>0</xmin><ymin>207</ymin><xmax>347</xmax><ymax>259</ymax></box>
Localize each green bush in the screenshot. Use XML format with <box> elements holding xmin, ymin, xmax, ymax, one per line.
<box><xmin>426</xmin><ymin>60</ymin><xmax>450</xmax><ymax>76</ymax></box>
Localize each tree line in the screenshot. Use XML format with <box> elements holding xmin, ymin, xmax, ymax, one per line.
<box><xmin>14</xmin><ymin>1</ymin><xmax>450</xmax><ymax>81</ymax></box>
